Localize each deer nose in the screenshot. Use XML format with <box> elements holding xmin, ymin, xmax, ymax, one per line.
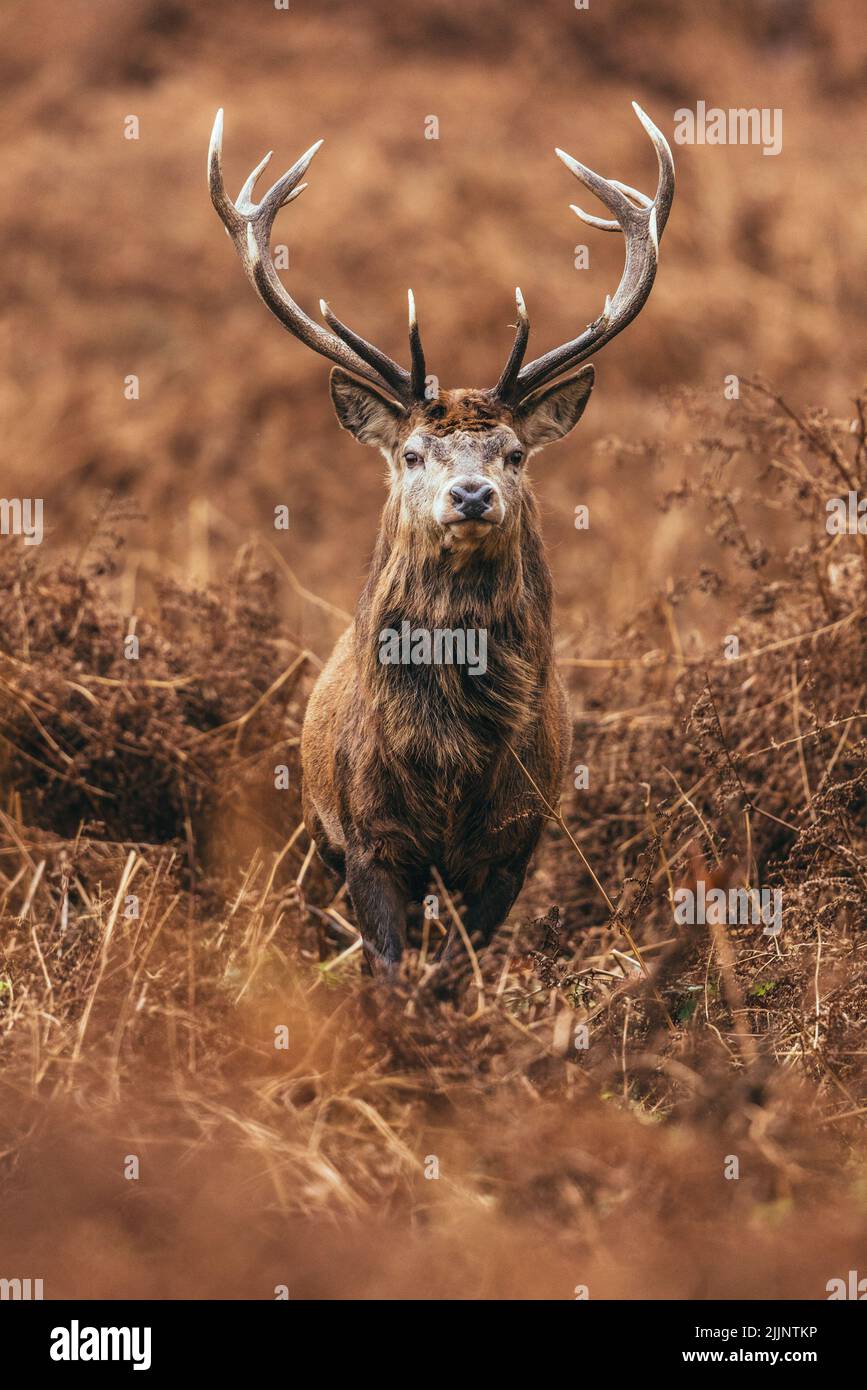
<box><xmin>449</xmin><ymin>480</ymin><xmax>495</xmax><ymax>520</ymax></box>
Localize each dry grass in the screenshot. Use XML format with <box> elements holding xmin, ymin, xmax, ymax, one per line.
<box><xmin>2</xmin><ymin>386</ymin><xmax>867</xmax><ymax>1298</ymax></box>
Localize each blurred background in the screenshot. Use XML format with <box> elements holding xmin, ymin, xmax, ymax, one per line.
<box><xmin>2</xmin><ymin>0</ymin><xmax>866</xmax><ymax>661</ymax></box>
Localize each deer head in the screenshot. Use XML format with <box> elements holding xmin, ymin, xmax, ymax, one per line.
<box><xmin>208</xmin><ymin>105</ymin><xmax>674</xmax><ymax>558</ymax></box>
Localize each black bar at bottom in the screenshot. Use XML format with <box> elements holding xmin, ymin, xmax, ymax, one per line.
<box><xmin>2</xmin><ymin>1298</ymin><xmax>862</xmax><ymax>1375</ymax></box>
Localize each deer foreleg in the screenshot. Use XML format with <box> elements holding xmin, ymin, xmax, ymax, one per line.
<box><xmin>442</xmin><ymin>847</ymin><xmax>535</xmax><ymax>958</ymax></box>
<box><xmin>345</xmin><ymin>852</ymin><xmax>409</xmax><ymax>975</ymax></box>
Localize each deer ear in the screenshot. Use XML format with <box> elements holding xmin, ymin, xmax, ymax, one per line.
<box><xmin>514</xmin><ymin>365</ymin><xmax>595</xmax><ymax>451</ymax></box>
<box><xmin>329</xmin><ymin>369</ymin><xmax>406</xmax><ymax>450</ymax></box>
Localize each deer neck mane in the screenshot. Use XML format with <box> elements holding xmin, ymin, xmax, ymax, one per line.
<box><xmin>353</xmin><ymin>490</ymin><xmax>554</xmax><ymax>769</ymax></box>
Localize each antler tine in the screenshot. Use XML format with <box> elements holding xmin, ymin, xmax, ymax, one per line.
<box><xmin>236</xmin><ymin>149</ymin><xmax>274</xmax><ymax>211</ymax></box>
<box><xmin>569</xmin><ymin>204</ymin><xmax>620</xmax><ymax>232</ymax></box>
<box><xmin>492</xmin><ymin>288</ymin><xmax>530</xmax><ymax>400</ymax></box>
<box><xmin>568</xmin><ymin>179</ymin><xmax>653</xmax><ymax>235</ymax></box>
<box><xmin>208</xmin><ymin>108</ymin><xmax>243</xmax><ymax>235</ymax></box>
<box><xmin>555</xmin><ymin>146</ymin><xmax>640</xmax><ymax>226</ymax></box>
<box><xmin>208</xmin><ymin>110</ymin><xmax>420</xmax><ymax>404</ymax></box>
<box><xmin>319</xmin><ymin>297</ymin><xmax>412</xmax><ymax>401</ymax></box>
<box><xmin>493</xmin><ymin>104</ymin><xmax>675</xmax><ymax>403</ymax></box>
<box><xmin>632</xmin><ymin>100</ymin><xmax>675</xmax><ymax>238</ymax></box>
<box><xmin>610</xmin><ymin>179</ymin><xmax>653</xmax><ymax>209</ymax></box>
<box><xmin>408</xmin><ymin>289</ymin><xmax>427</xmax><ymax>400</ymax></box>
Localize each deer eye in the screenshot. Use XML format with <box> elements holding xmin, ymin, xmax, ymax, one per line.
<box><xmin>403</xmin><ymin>449</ymin><xmax>423</xmax><ymax>468</ymax></box>
<box><xmin>506</xmin><ymin>448</ymin><xmax>524</xmax><ymax>467</ymax></box>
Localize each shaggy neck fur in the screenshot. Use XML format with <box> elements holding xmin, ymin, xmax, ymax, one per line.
<box><xmin>355</xmin><ymin>485</ymin><xmax>554</xmax><ymax>774</ymax></box>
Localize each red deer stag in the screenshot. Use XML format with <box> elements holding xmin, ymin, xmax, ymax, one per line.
<box><xmin>208</xmin><ymin>104</ymin><xmax>674</xmax><ymax>975</ymax></box>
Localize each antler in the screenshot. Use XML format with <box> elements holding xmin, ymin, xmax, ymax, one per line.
<box><xmin>493</xmin><ymin>103</ymin><xmax>674</xmax><ymax>403</ymax></box>
<box><xmin>208</xmin><ymin>109</ymin><xmax>425</xmax><ymax>405</ymax></box>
